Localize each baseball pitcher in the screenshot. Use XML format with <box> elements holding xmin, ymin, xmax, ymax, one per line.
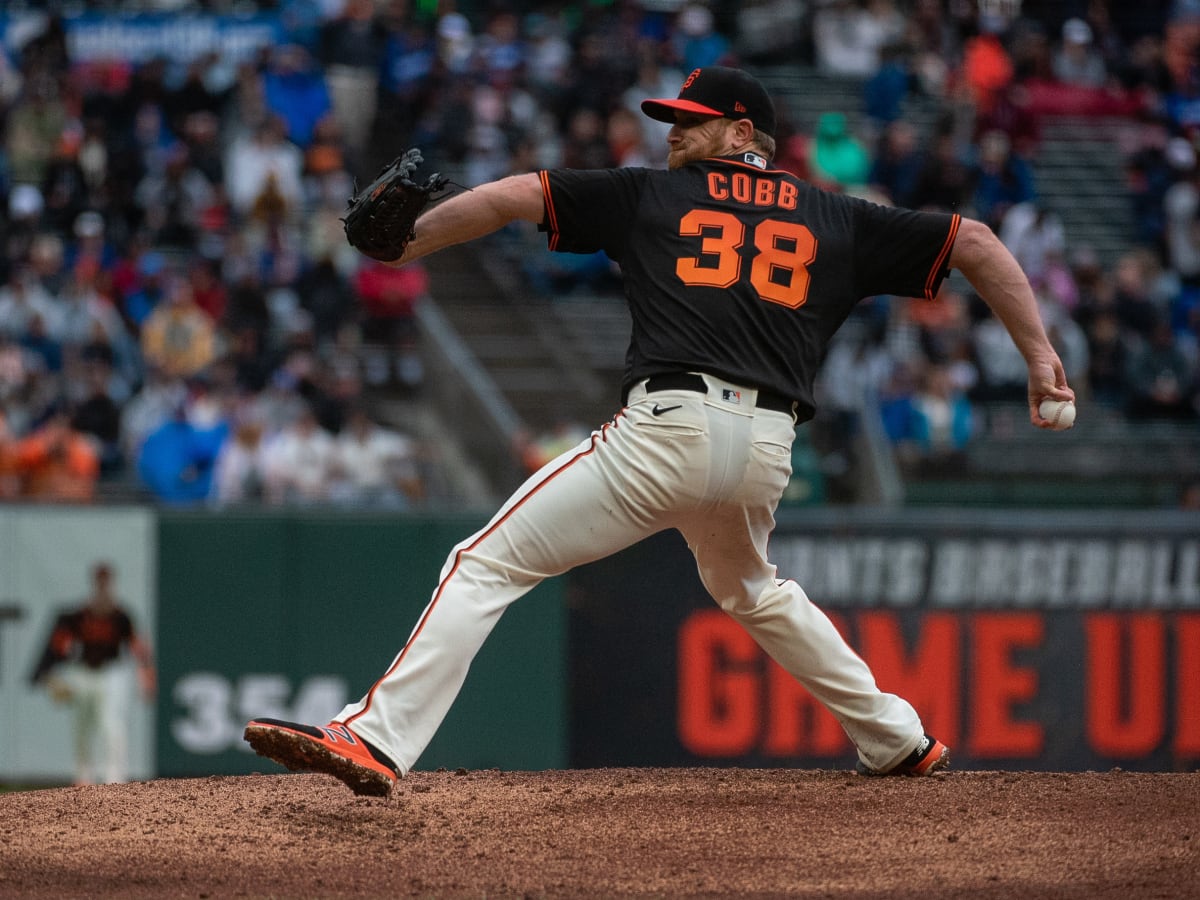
<box><xmin>246</xmin><ymin>67</ymin><xmax>1075</xmax><ymax>795</ymax></box>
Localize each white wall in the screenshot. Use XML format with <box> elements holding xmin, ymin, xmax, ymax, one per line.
<box><xmin>0</xmin><ymin>506</ymin><xmax>156</xmax><ymax>784</ymax></box>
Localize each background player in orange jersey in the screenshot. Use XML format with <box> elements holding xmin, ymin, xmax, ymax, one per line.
<box><xmin>31</xmin><ymin>562</ymin><xmax>156</xmax><ymax>785</ymax></box>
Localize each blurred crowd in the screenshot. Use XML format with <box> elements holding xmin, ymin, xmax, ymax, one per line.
<box><xmin>0</xmin><ymin>1</ymin><xmax>442</xmax><ymax>505</ymax></box>
<box><xmin>794</xmin><ymin>0</ymin><xmax>1200</xmax><ymax>491</ymax></box>
<box><xmin>0</xmin><ymin>0</ymin><xmax>1198</xmax><ymax>507</ymax></box>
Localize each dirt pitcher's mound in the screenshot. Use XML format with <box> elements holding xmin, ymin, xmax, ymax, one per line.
<box><xmin>1</xmin><ymin>768</ymin><xmax>1197</xmax><ymax>899</ymax></box>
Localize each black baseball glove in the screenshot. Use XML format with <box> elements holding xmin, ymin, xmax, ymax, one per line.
<box><xmin>342</xmin><ymin>149</ymin><xmax>449</xmax><ymax>262</ymax></box>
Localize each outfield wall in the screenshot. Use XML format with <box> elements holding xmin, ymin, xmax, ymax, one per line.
<box><xmin>571</xmin><ymin>508</ymin><xmax>1200</xmax><ymax>772</ymax></box>
<box><xmin>0</xmin><ymin>506</ymin><xmax>157</xmax><ymax>782</ymax></box>
<box><xmin>154</xmin><ymin>510</ymin><xmax>567</xmax><ymax>778</ymax></box>
<box><xmin>1</xmin><ymin>506</ymin><xmax>1196</xmax><ymax>782</ymax></box>
<box><xmin>0</xmin><ymin>508</ymin><xmax>567</xmax><ymax>783</ymax></box>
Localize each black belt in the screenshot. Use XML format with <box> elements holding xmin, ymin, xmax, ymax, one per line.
<box><xmin>643</xmin><ymin>373</ymin><xmax>796</xmax><ymax>414</ymax></box>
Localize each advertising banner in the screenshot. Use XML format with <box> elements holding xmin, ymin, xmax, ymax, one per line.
<box><xmin>1</xmin><ymin>11</ymin><xmax>284</xmax><ymax>65</ymax></box>
<box><xmin>568</xmin><ymin>509</ymin><xmax>1200</xmax><ymax>772</ymax></box>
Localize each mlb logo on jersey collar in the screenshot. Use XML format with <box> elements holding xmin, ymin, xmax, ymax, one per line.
<box><xmin>743</xmin><ymin>152</ymin><xmax>767</xmax><ymax>169</ymax></box>
<box><xmin>722</xmin><ymin>389</ymin><xmax>743</xmax><ymax>405</ymax></box>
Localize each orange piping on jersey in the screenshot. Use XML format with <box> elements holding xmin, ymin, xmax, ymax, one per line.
<box><xmin>539</xmin><ymin>170</ymin><xmax>560</xmax><ymax>250</ymax></box>
<box><xmin>925</xmin><ymin>213</ymin><xmax>961</xmax><ymax>300</ymax></box>
<box><xmin>346</xmin><ymin>417</ymin><xmax>622</xmax><ymax>729</ymax></box>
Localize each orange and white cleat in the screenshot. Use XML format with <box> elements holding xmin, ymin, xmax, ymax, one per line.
<box><xmin>244</xmin><ymin>718</ymin><xmax>399</xmax><ymax>797</ymax></box>
<box><xmin>856</xmin><ymin>734</ymin><xmax>951</xmax><ymax>777</ymax></box>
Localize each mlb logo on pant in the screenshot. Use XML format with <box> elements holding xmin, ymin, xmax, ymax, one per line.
<box><xmin>722</xmin><ymin>389</ymin><xmax>742</xmax><ymax>405</ymax></box>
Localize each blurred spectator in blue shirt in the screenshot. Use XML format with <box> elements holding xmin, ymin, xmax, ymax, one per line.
<box><xmin>911</xmin><ymin>363</ymin><xmax>972</xmax><ymax>441</ymax></box>
<box><xmin>130</xmin><ymin>97</ymin><xmax>179</xmax><ymax>184</ymax></box>
<box><xmin>122</xmin><ymin>251</ymin><xmax>168</xmax><ymax>331</ymax></box>
<box><xmin>863</xmin><ymin>43</ymin><xmax>911</xmax><ymax>129</ymax></box>
<box><xmin>673</xmin><ymin>4</ymin><xmax>732</xmax><ymax>72</ymax></box>
<box><xmin>893</xmin><ymin>363</ymin><xmax>974</xmax><ymax>475</ymax></box>
<box><xmin>263</xmin><ymin>44</ymin><xmax>332</xmax><ymax>150</ymax></box>
<box><xmin>136</xmin><ymin>394</ymin><xmax>227</xmax><ymax>504</ymax></box>
<box><xmin>119</xmin><ymin>367</ymin><xmax>183</xmax><ymax>466</ymax></box>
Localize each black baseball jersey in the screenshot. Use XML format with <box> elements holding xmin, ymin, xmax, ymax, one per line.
<box><xmin>30</xmin><ymin>605</ymin><xmax>136</xmax><ymax>682</ymax></box>
<box><xmin>540</xmin><ymin>154</ymin><xmax>960</xmax><ymax>422</ymax></box>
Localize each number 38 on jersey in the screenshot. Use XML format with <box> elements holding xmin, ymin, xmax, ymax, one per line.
<box><xmin>676</xmin><ymin>209</ymin><xmax>818</xmax><ymax>310</ymax></box>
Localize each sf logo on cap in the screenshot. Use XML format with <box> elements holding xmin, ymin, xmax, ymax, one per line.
<box><xmin>681</xmin><ymin>68</ymin><xmax>701</xmax><ymax>90</ymax></box>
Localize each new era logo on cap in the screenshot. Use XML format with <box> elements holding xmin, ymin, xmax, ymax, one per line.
<box><xmin>641</xmin><ymin>67</ymin><xmax>777</xmax><ymax>138</ymax></box>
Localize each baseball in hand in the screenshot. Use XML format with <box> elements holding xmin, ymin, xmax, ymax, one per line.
<box><xmin>1039</xmin><ymin>398</ymin><xmax>1076</xmax><ymax>430</ymax></box>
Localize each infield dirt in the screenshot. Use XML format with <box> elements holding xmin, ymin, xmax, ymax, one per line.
<box><xmin>1</xmin><ymin>767</ymin><xmax>1197</xmax><ymax>898</ymax></box>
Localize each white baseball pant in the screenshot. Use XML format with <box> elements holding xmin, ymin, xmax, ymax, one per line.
<box><xmin>338</xmin><ymin>373</ymin><xmax>926</xmax><ymax>773</ymax></box>
<box><xmin>60</xmin><ymin>662</ymin><xmax>131</xmax><ymax>785</ymax></box>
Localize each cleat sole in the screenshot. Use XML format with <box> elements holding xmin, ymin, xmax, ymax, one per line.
<box><xmin>244</xmin><ymin>723</ymin><xmax>395</xmax><ymax>797</ymax></box>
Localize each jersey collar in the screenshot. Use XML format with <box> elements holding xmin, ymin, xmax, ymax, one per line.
<box><xmin>704</xmin><ymin>152</ymin><xmax>769</xmax><ymax>170</ymax></box>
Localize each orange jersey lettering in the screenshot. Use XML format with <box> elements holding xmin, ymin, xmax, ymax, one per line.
<box><xmin>705</xmin><ymin>172</ymin><xmax>798</xmax><ymax>211</ymax></box>
<box><xmin>732</xmin><ymin>173</ymin><xmax>753</xmax><ymax>204</ymax></box>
